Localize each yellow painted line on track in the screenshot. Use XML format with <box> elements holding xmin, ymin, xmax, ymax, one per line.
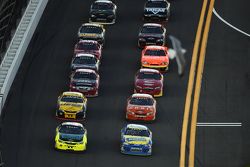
<box><xmin>179</xmin><ymin>0</ymin><xmax>208</xmax><ymax>166</ymax></box>
<box><xmin>188</xmin><ymin>0</ymin><xmax>215</xmax><ymax>166</ymax></box>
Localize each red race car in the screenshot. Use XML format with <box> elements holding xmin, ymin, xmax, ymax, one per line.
<box><xmin>134</xmin><ymin>68</ymin><xmax>163</xmax><ymax>97</ymax></box>
<box><xmin>141</xmin><ymin>45</ymin><xmax>169</xmax><ymax>71</ymax></box>
<box><xmin>74</xmin><ymin>40</ymin><xmax>102</xmax><ymax>59</ymax></box>
<box><xmin>70</xmin><ymin>69</ymin><xmax>100</xmax><ymax>97</ymax></box>
<box><xmin>126</xmin><ymin>93</ymin><xmax>156</xmax><ymax>121</ymax></box>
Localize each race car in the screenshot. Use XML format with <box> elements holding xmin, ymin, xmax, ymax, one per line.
<box><xmin>70</xmin><ymin>69</ymin><xmax>100</xmax><ymax>97</ymax></box>
<box><xmin>120</xmin><ymin>124</ymin><xmax>152</xmax><ymax>156</ymax></box>
<box><xmin>126</xmin><ymin>93</ymin><xmax>156</xmax><ymax>121</ymax></box>
<box><xmin>56</xmin><ymin>91</ymin><xmax>87</xmax><ymax>120</ymax></box>
<box><xmin>89</xmin><ymin>0</ymin><xmax>117</xmax><ymax>24</ymax></box>
<box><xmin>138</xmin><ymin>23</ymin><xmax>166</xmax><ymax>48</ymax></box>
<box><xmin>141</xmin><ymin>45</ymin><xmax>169</xmax><ymax>71</ymax></box>
<box><xmin>54</xmin><ymin>122</ymin><xmax>87</xmax><ymax>152</ymax></box>
<box><xmin>134</xmin><ymin>68</ymin><xmax>163</xmax><ymax>97</ymax></box>
<box><xmin>144</xmin><ymin>0</ymin><xmax>170</xmax><ymax>21</ymax></box>
<box><xmin>77</xmin><ymin>23</ymin><xmax>105</xmax><ymax>45</ymax></box>
<box><xmin>71</xmin><ymin>53</ymin><xmax>100</xmax><ymax>72</ymax></box>
<box><xmin>74</xmin><ymin>40</ymin><xmax>102</xmax><ymax>59</ymax></box>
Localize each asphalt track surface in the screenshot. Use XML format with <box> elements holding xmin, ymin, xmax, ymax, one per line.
<box><xmin>195</xmin><ymin>1</ymin><xmax>250</xmax><ymax>167</ymax></box>
<box><xmin>4</xmin><ymin>0</ymin><xmax>250</xmax><ymax>167</ymax></box>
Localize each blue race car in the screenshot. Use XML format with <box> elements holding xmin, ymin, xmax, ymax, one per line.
<box><xmin>120</xmin><ymin>124</ymin><xmax>152</xmax><ymax>156</ymax></box>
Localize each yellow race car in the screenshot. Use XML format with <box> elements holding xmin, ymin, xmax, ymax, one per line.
<box><xmin>56</xmin><ymin>91</ymin><xmax>87</xmax><ymax>121</ymax></box>
<box><xmin>55</xmin><ymin>122</ymin><xmax>87</xmax><ymax>152</ymax></box>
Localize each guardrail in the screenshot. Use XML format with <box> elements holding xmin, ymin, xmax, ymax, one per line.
<box><xmin>0</xmin><ymin>0</ymin><xmax>29</xmax><ymax>62</ymax></box>
<box><xmin>0</xmin><ymin>0</ymin><xmax>48</xmax><ymax>114</ymax></box>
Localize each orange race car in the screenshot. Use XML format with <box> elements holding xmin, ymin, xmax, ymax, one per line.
<box><xmin>126</xmin><ymin>93</ymin><xmax>156</xmax><ymax>121</ymax></box>
<box><xmin>141</xmin><ymin>45</ymin><xmax>169</xmax><ymax>71</ymax></box>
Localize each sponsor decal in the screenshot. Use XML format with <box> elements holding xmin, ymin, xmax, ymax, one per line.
<box><xmin>146</xmin><ymin>8</ymin><xmax>165</xmax><ymax>14</ymax></box>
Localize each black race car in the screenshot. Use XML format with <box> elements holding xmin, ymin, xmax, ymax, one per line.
<box><xmin>138</xmin><ymin>23</ymin><xmax>166</xmax><ymax>48</ymax></box>
<box><xmin>71</xmin><ymin>53</ymin><xmax>100</xmax><ymax>72</ymax></box>
<box><xmin>144</xmin><ymin>0</ymin><xmax>170</xmax><ymax>21</ymax></box>
<box><xmin>89</xmin><ymin>0</ymin><xmax>117</xmax><ymax>24</ymax></box>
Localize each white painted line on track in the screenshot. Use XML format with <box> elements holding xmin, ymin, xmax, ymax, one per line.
<box><xmin>197</xmin><ymin>122</ymin><xmax>242</xmax><ymax>127</ymax></box>
<box><xmin>213</xmin><ymin>8</ymin><xmax>250</xmax><ymax>38</ymax></box>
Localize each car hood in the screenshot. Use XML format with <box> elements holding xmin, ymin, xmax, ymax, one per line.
<box><xmin>127</xmin><ymin>104</ymin><xmax>153</xmax><ymax>112</ymax></box>
<box><xmin>59</xmin><ymin>102</ymin><xmax>83</xmax><ymax>112</ymax></box>
<box><xmin>123</xmin><ymin>135</ymin><xmax>151</xmax><ymax>145</ymax></box>
<box><xmin>136</xmin><ymin>79</ymin><xmax>161</xmax><ymax>87</ymax></box>
<box><xmin>72</xmin><ymin>78</ymin><xmax>97</xmax><ymax>86</ymax></box>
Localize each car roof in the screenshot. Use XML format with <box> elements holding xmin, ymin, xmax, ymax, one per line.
<box><xmin>75</xmin><ymin>68</ymin><xmax>96</xmax><ymax>73</ymax></box>
<box><xmin>126</xmin><ymin>124</ymin><xmax>148</xmax><ymax>130</ymax></box>
<box><xmin>143</xmin><ymin>23</ymin><xmax>162</xmax><ymax>27</ymax></box>
<box><xmin>62</xmin><ymin>91</ymin><xmax>84</xmax><ymax>97</ymax></box>
<box><xmin>75</xmin><ymin>53</ymin><xmax>96</xmax><ymax>58</ymax></box>
<box><xmin>139</xmin><ymin>68</ymin><xmax>160</xmax><ymax>73</ymax></box>
<box><xmin>131</xmin><ymin>93</ymin><xmax>153</xmax><ymax>98</ymax></box>
<box><xmin>61</xmin><ymin>122</ymin><xmax>84</xmax><ymax>127</ymax></box>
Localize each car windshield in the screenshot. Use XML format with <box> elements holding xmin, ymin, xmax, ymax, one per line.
<box><xmin>130</xmin><ymin>97</ymin><xmax>154</xmax><ymax>106</ymax></box>
<box><xmin>125</xmin><ymin>128</ymin><xmax>150</xmax><ymax>137</ymax></box>
<box><xmin>92</xmin><ymin>2</ymin><xmax>114</xmax><ymax>10</ymax></box>
<box><xmin>59</xmin><ymin>133</ymin><xmax>83</xmax><ymax>142</ymax></box>
<box><xmin>76</xmin><ymin>42</ymin><xmax>99</xmax><ymax>50</ymax></box>
<box><xmin>73</xmin><ymin>72</ymin><xmax>97</xmax><ymax>80</ymax></box>
<box><xmin>73</xmin><ymin>56</ymin><xmax>97</xmax><ymax>65</ymax></box>
<box><xmin>144</xmin><ymin>49</ymin><xmax>166</xmax><ymax>56</ymax></box>
<box><xmin>80</xmin><ymin>26</ymin><xmax>102</xmax><ymax>34</ymax></box>
<box><xmin>146</xmin><ymin>1</ymin><xmax>167</xmax><ymax>8</ymax></box>
<box><xmin>59</xmin><ymin>124</ymin><xmax>85</xmax><ymax>134</ymax></box>
<box><xmin>141</xmin><ymin>26</ymin><xmax>163</xmax><ymax>34</ymax></box>
<box><xmin>61</xmin><ymin>96</ymin><xmax>83</xmax><ymax>103</ymax></box>
<box><xmin>137</xmin><ymin>72</ymin><xmax>161</xmax><ymax>80</ymax></box>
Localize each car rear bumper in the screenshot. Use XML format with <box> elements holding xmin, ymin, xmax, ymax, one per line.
<box><xmin>70</xmin><ymin>87</ymin><xmax>98</xmax><ymax>97</ymax></box>
<box><xmin>121</xmin><ymin>145</ymin><xmax>152</xmax><ymax>156</ymax></box>
<box><xmin>89</xmin><ymin>17</ymin><xmax>116</xmax><ymax>25</ymax></box>
<box><xmin>135</xmin><ymin>88</ymin><xmax>162</xmax><ymax>97</ymax></box>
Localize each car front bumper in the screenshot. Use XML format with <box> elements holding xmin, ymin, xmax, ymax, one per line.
<box><xmin>121</xmin><ymin>144</ymin><xmax>152</xmax><ymax>156</ymax></box>
<box><xmin>55</xmin><ymin>141</ymin><xmax>86</xmax><ymax>152</ymax></box>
